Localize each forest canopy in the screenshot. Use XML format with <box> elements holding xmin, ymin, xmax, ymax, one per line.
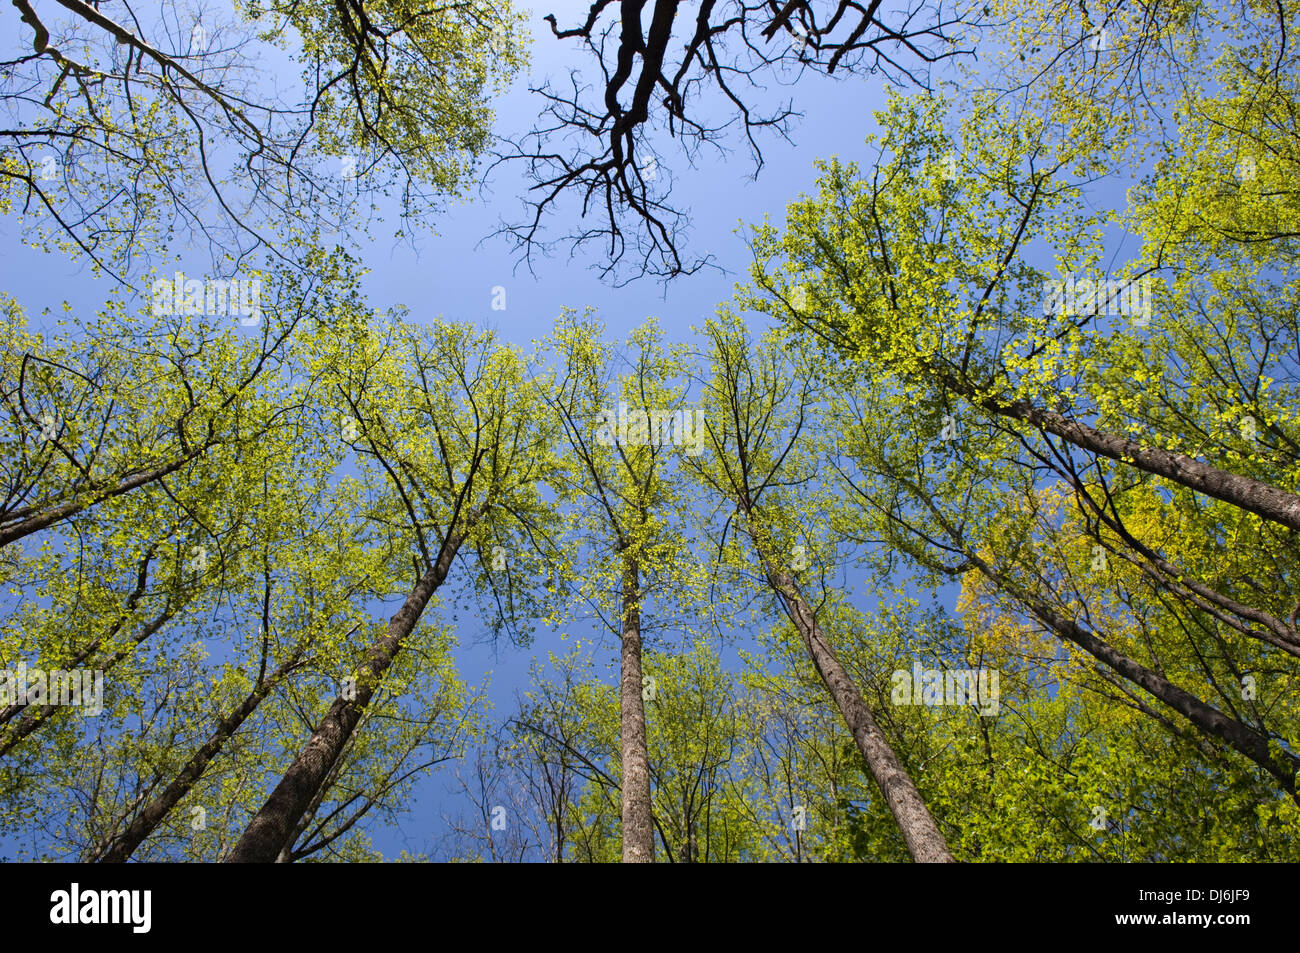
<box><xmin>0</xmin><ymin>0</ymin><xmax>1296</xmax><ymax>863</ymax></box>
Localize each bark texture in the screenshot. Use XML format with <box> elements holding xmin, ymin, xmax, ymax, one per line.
<box><xmin>619</xmin><ymin>556</ymin><xmax>655</xmax><ymax>862</ymax></box>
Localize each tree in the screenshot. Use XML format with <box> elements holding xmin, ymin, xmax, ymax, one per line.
<box><xmin>539</xmin><ymin>313</ymin><xmax>709</xmax><ymax>861</ymax></box>
<box><xmin>496</xmin><ymin>0</ymin><xmax>978</xmax><ymax>282</ymax></box>
<box><xmin>0</xmin><ymin>248</ymin><xmax>359</xmax><ymax>550</ymax></box>
<box><xmin>746</xmin><ymin>84</ymin><xmax>1300</xmax><ymax>647</ymax></box>
<box><xmin>442</xmin><ymin>651</ymin><xmax>613</xmax><ymax>863</ymax></box>
<box><xmin>687</xmin><ymin>314</ymin><xmax>955</xmax><ymax>861</ymax></box>
<box><xmin>1</xmin><ymin>0</ymin><xmax>528</xmax><ymax>280</ymax></box>
<box><xmin>0</xmin><ymin>263</ymin><xmax>356</xmax><ymax>771</ymax></box>
<box><xmin>225</xmin><ymin>314</ymin><xmax>564</xmax><ymax>861</ymax></box>
<box><xmin>739</xmin><ymin>80</ymin><xmax>1300</xmax><ymax>803</ymax></box>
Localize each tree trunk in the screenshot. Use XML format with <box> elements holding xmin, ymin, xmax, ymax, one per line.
<box><xmin>96</xmin><ymin>652</ymin><xmax>303</xmax><ymax>862</ymax></box>
<box><xmin>619</xmin><ymin>555</ymin><xmax>655</xmax><ymax>862</ymax></box>
<box><xmin>957</xmin><ymin>376</ymin><xmax>1300</xmax><ymax>532</ymax></box>
<box><xmin>765</xmin><ymin>564</ymin><xmax>956</xmax><ymax>863</ymax></box>
<box><xmin>973</xmin><ymin>555</ymin><xmax>1300</xmax><ymax>798</ymax></box>
<box><xmin>224</xmin><ymin>532</ymin><xmax>463</xmax><ymax>863</ymax></box>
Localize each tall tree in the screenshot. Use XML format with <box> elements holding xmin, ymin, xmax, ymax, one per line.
<box><xmin>540</xmin><ymin>314</ymin><xmax>708</xmax><ymax>861</ymax></box>
<box><xmin>687</xmin><ymin>315</ymin><xmax>955</xmax><ymax>862</ymax></box>
<box><xmin>225</xmin><ymin>315</ymin><xmax>563</xmax><ymax>862</ymax></box>
<box><xmin>738</xmin><ymin>81</ymin><xmax>1300</xmax><ymax>804</ymax></box>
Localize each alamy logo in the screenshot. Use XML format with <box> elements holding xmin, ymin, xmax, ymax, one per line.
<box><xmin>50</xmin><ymin>883</ymin><xmax>151</xmax><ymax>933</ymax></box>
<box><xmin>594</xmin><ymin>401</ymin><xmax>706</xmax><ymax>456</ymax></box>
<box><xmin>0</xmin><ymin>662</ymin><xmax>103</xmax><ymax>715</ymax></box>
<box><xmin>1042</xmin><ymin>274</ymin><xmax>1153</xmax><ymax>325</ymax></box>
<box><xmin>151</xmin><ymin>271</ymin><xmax>261</xmax><ymax>325</ymax></box>
<box><xmin>891</xmin><ymin>661</ymin><xmax>1000</xmax><ymax>715</ymax></box>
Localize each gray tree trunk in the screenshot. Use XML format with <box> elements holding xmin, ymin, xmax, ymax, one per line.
<box><xmin>225</xmin><ymin>533</ymin><xmax>462</xmax><ymax>862</ymax></box>
<box><xmin>619</xmin><ymin>556</ymin><xmax>655</xmax><ymax>862</ymax></box>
